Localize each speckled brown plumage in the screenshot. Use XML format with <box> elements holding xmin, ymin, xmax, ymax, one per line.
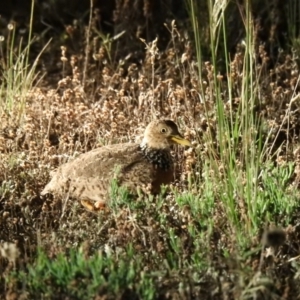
<box><xmin>41</xmin><ymin>120</ymin><xmax>190</xmax><ymax>210</ymax></box>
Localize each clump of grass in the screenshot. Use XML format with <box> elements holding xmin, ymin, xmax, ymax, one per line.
<box><xmin>0</xmin><ymin>0</ymin><xmax>46</xmax><ymax>122</ymax></box>
<box><xmin>7</xmin><ymin>247</ymin><xmax>156</xmax><ymax>299</ymax></box>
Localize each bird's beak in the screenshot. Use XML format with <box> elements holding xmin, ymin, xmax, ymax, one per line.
<box><xmin>170</xmin><ymin>135</ymin><xmax>191</xmax><ymax>146</ymax></box>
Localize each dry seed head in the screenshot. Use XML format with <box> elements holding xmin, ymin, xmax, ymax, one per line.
<box><xmin>7</xmin><ymin>23</ymin><xmax>14</xmax><ymax>30</ymax></box>
<box><xmin>61</xmin><ymin>46</ymin><xmax>68</xmax><ymax>62</ymax></box>
<box><xmin>0</xmin><ymin>242</ymin><xmax>19</xmax><ymax>263</ymax></box>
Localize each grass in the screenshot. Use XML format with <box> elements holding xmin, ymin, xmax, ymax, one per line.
<box><xmin>1</xmin><ymin>0</ymin><xmax>300</xmax><ymax>298</ymax></box>
<box><xmin>8</xmin><ymin>248</ymin><xmax>156</xmax><ymax>299</ymax></box>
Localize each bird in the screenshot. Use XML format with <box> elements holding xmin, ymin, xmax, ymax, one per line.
<box><xmin>41</xmin><ymin>120</ymin><xmax>191</xmax><ymax>211</ymax></box>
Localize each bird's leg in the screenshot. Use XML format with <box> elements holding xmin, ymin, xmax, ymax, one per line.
<box><xmin>81</xmin><ymin>199</ymin><xmax>107</xmax><ymax>212</ymax></box>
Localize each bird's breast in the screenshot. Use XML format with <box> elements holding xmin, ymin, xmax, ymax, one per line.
<box><xmin>151</xmin><ymin>165</ymin><xmax>174</xmax><ymax>194</ymax></box>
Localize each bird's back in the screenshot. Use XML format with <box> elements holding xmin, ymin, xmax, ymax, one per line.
<box><xmin>41</xmin><ymin>142</ymin><xmax>170</xmax><ymax>202</ymax></box>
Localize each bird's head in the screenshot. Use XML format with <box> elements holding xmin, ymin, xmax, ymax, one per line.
<box><xmin>141</xmin><ymin>120</ymin><xmax>191</xmax><ymax>149</ymax></box>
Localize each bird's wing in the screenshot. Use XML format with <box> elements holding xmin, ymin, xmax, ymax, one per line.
<box><xmin>41</xmin><ymin>143</ymin><xmax>151</xmax><ymax>197</ymax></box>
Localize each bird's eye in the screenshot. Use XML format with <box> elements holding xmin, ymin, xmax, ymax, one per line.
<box><xmin>161</xmin><ymin>128</ymin><xmax>167</xmax><ymax>133</ymax></box>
